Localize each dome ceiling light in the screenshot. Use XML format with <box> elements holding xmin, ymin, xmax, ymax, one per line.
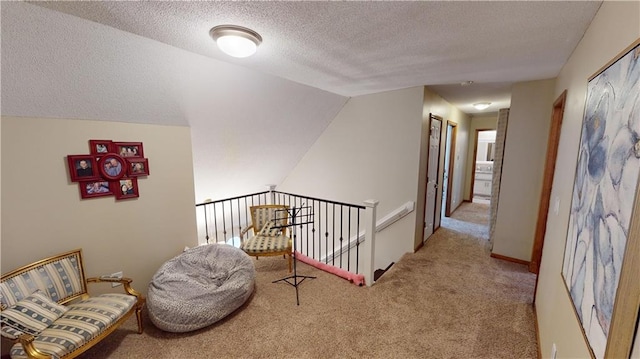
<box><xmin>209</xmin><ymin>25</ymin><xmax>262</xmax><ymax>58</ymax></box>
<box><xmin>473</xmin><ymin>102</ymin><xmax>492</xmax><ymax>110</ymax></box>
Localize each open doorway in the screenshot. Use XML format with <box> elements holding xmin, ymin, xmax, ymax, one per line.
<box><xmin>530</xmin><ymin>91</ymin><xmax>567</xmax><ymax>276</ymax></box>
<box><xmin>471</xmin><ymin>130</ymin><xmax>496</xmax><ymax>204</ymax></box>
<box><xmin>440</xmin><ymin>127</ymin><xmax>494</xmax><ymax>242</ymax></box>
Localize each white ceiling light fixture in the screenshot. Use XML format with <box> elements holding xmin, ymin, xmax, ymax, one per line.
<box><xmin>209</xmin><ymin>25</ymin><xmax>262</xmax><ymax>58</ymax></box>
<box><xmin>473</xmin><ymin>102</ymin><xmax>491</xmax><ymax>110</ymax></box>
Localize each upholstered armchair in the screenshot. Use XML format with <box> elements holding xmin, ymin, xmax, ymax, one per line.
<box><xmin>240</xmin><ymin>205</ymin><xmax>292</xmax><ymax>272</ymax></box>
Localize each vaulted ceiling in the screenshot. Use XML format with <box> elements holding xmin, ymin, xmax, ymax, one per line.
<box><xmin>1</xmin><ymin>1</ymin><xmax>601</xmax><ymax>199</ymax></box>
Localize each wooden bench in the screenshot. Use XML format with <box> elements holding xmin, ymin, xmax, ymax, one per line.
<box><xmin>0</xmin><ymin>249</ymin><xmax>145</xmax><ymax>359</ymax></box>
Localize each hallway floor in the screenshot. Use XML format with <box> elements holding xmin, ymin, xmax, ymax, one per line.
<box><xmin>441</xmin><ymin>201</ymin><xmax>490</xmax><ymax>240</ymax></box>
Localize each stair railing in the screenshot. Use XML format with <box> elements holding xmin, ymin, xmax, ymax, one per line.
<box><xmin>195</xmin><ymin>191</ymin><xmax>269</xmax><ymax>246</ymax></box>
<box><xmin>195</xmin><ymin>187</ymin><xmax>379</xmax><ymax>286</ymax></box>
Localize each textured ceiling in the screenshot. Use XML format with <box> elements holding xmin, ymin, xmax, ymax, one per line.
<box><xmin>29</xmin><ymin>1</ymin><xmax>601</xmax><ymax>114</ymax></box>
<box><xmin>1</xmin><ymin>1</ymin><xmax>602</xmax><ymax>200</ymax></box>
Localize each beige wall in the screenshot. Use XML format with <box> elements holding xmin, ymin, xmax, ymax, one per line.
<box><xmin>1</xmin><ymin>117</ymin><xmax>198</xmax><ymax>295</ymax></box>
<box><xmin>415</xmin><ymin>87</ymin><xmax>471</xmax><ymax>248</ymax></box>
<box><xmin>463</xmin><ymin>115</ymin><xmax>498</xmax><ymax>200</ymax></box>
<box><xmin>536</xmin><ymin>2</ymin><xmax>640</xmax><ymax>358</ymax></box>
<box><xmin>491</xmin><ymin>79</ymin><xmax>555</xmax><ymax>261</ymax></box>
<box><xmin>280</xmin><ymin>87</ymin><xmax>424</xmax><ymax>270</ymax></box>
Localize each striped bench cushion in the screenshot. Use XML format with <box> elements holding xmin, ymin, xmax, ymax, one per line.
<box><xmin>1</xmin><ymin>290</ymin><xmax>69</xmax><ymax>339</ymax></box>
<box><xmin>241</xmin><ymin>235</ymin><xmax>290</xmax><ymax>254</ymax></box>
<box><xmin>9</xmin><ymin>293</ymin><xmax>136</xmax><ymax>359</ymax></box>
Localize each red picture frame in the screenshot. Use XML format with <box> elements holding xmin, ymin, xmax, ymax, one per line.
<box><xmin>114</xmin><ymin>142</ymin><xmax>144</xmax><ymax>158</ymax></box>
<box><xmin>113</xmin><ymin>177</ymin><xmax>139</xmax><ymax>200</ymax></box>
<box><xmin>79</xmin><ymin>180</ymin><xmax>113</xmax><ymax>199</ymax></box>
<box><xmin>67</xmin><ymin>155</ymin><xmax>100</xmax><ymax>182</ymax></box>
<box><xmin>127</xmin><ymin>158</ymin><xmax>150</xmax><ymax>177</ymax></box>
<box><xmin>88</xmin><ymin>140</ymin><xmax>113</xmax><ymax>155</ymax></box>
<box><xmin>98</xmin><ymin>154</ymin><xmax>126</xmax><ymax>180</ymax></box>
<box><xmin>68</xmin><ymin>139</ymin><xmax>149</xmax><ymax>200</ymax></box>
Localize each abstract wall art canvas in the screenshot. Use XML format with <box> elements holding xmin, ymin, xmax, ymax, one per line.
<box><xmin>562</xmin><ymin>40</ymin><xmax>640</xmax><ymax>359</ymax></box>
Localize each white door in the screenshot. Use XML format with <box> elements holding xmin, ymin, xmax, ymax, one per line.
<box><xmin>424</xmin><ymin>116</ymin><xmax>442</xmax><ymax>240</ymax></box>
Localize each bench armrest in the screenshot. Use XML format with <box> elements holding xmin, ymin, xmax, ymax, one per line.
<box><xmin>86</xmin><ymin>277</ymin><xmax>144</xmax><ymax>299</ymax></box>
<box><xmin>17</xmin><ymin>333</ymin><xmax>51</xmax><ymax>359</ymax></box>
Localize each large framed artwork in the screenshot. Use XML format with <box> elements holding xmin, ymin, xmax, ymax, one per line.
<box><xmin>561</xmin><ymin>38</ymin><xmax>640</xmax><ymax>359</ymax></box>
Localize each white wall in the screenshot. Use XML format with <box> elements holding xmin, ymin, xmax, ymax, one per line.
<box><xmin>0</xmin><ymin>117</ymin><xmax>197</xmax><ymax>292</ymax></box>
<box><xmin>415</xmin><ymin>87</ymin><xmax>471</xmax><ymax>247</ymax></box>
<box><xmin>464</xmin><ymin>115</ymin><xmax>498</xmax><ymax>200</ymax></box>
<box><xmin>279</xmin><ymin>87</ymin><xmax>424</xmax><ymax>269</ymax></box>
<box><xmin>536</xmin><ymin>2</ymin><xmax>640</xmax><ymax>358</ymax></box>
<box><xmin>492</xmin><ymin>79</ymin><xmax>555</xmax><ymax>261</ymax></box>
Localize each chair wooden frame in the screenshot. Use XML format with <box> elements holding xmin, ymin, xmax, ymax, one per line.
<box><xmin>240</xmin><ymin>204</ymin><xmax>293</xmax><ymax>272</ymax></box>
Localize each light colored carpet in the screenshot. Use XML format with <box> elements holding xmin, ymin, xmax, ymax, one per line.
<box><xmin>76</xmin><ymin>202</ymin><xmax>537</xmax><ymax>358</ymax></box>
<box><xmin>441</xmin><ymin>202</ymin><xmax>490</xmax><ymax>240</ymax></box>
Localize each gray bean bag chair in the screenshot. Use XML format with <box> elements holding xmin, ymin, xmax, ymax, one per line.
<box><xmin>147</xmin><ymin>244</ymin><xmax>255</xmax><ymax>332</ymax></box>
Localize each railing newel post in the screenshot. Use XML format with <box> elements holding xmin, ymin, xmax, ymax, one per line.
<box><xmin>267</xmin><ymin>184</ymin><xmax>276</xmax><ymax>205</ymax></box>
<box><xmin>363</xmin><ymin>199</ymin><xmax>379</xmax><ymax>287</ymax></box>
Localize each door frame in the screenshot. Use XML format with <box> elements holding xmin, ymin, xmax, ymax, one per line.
<box><xmin>530</xmin><ymin>90</ymin><xmax>567</xmax><ymax>278</ymax></box>
<box><xmin>469</xmin><ymin>128</ymin><xmax>496</xmax><ymax>201</ymax></box>
<box><xmin>423</xmin><ymin>114</ymin><xmax>443</xmax><ymax>240</ymax></box>
<box><xmin>444</xmin><ymin>121</ymin><xmax>457</xmax><ymax>217</ymax></box>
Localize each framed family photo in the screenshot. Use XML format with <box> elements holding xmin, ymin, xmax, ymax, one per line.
<box><xmin>114</xmin><ymin>177</ymin><xmax>139</xmax><ymax>200</ymax></box>
<box><xmin>127</xmin><ymin>158</ymin><xmax>150</xmax><ymax>177</ymax></box>
<box><xmin>98</xmin><ymin>154</ymin><xmax>126</xmax><ymax>180</ymax></box>
<box><xmin>114</xmin><ymin>142</ymin><xmax>144</xmax><ymax>158</ymax></box>
<box><xmin>67</xmin><ymin>155</ymin><xmax>100</xmax><ymax>182</ymax></box>
<box><xmin>561</xmin><ymin>39</ymin><xmax>640</xmax><ymax>359</ymax></box>
<box><xmin>89</xmin><ymin>139</ymin><xmax>113</xmax><ymax>155</ymax></box>
<box><xmin>79</xmin><ymin>180</ymin><xmax>113</xmax><ymax>199</ymax></box>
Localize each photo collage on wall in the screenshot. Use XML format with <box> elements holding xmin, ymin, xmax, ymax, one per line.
<box><xmin>67</xmin><ymin>140</ymin><xmax>150</xmax><ymax>200</ymax></box>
